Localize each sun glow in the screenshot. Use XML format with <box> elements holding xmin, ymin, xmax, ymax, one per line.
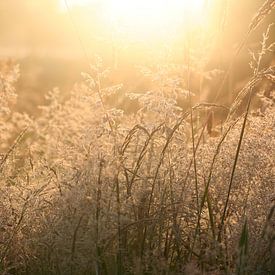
<box><xmin>61</xmin><ymin>0</ymin><xmax>205</xmax><ymax>36</ymax></box>
<box><xmin>109</xmin><ymin>0</ymin><xmax>203</xmax><ymax>28</ymax></box>
<box><xmin>60</xmin><ymin>0</ymin><xmax>96</xmax><ymax>9</ymax></box>
<box><xmin>106</xmin><ymin>0</ymin><xmax>205</xmax><ymax>18</ymax></box>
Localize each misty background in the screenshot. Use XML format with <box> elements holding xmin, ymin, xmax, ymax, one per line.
<box><xmin>0</xmin><ymin>0</ymin><xmax>274</xmax><ymax>114</ymax></box>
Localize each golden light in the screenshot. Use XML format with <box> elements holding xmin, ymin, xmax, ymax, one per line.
<box><xmin>60</xmin><ymin>0</ymin><xmax>205</xmax><ymax>37</ymax></box>
<box><xmin>106</xmin><ymin>0</ymin><xmax>205</xmax><ymax>19</ymax></box>
<box><xmin>59</xmin><ymin>0</ymin><xmax>96</xmax><ymax>10</ymax></box>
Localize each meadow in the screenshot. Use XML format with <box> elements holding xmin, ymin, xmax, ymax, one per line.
<box><xmin>0</xmin><ymin>0</ymin><xmax>274</xmax><ymax>274</ymax></box>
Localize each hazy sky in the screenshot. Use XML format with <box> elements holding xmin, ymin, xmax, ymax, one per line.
<box><xmin>0</xmin><ymin>0</ymin><xmax>272</xmax><ymax>60</ymax></box>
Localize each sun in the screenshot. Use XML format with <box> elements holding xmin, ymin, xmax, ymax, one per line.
<box><xmin>106</xmin><ymin>0</ymin><xmax>205</xmax><ymax>16</ymax></box>
<box><xmin>108</xmin><ymin>0</ymin><xmax>204</xmax><ymax>31</ymax></box>
<box><xmin>60</xmin><ymin>0</ymin><xmax>205</xmax><ymax>37</ymax></box>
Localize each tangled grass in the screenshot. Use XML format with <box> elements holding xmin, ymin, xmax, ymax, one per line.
<box><xmin>0</xmin><ymin>1</ymin><xmax>275</xmax><ymax>275</ymax></box>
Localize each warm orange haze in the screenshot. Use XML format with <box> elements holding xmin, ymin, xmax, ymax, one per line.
<box><xmin>0</xmin><ymin>1</ymin><xmax>274</xmax><ymax>274</ymax></box>
<box><xmin>0</xmin><ymin>0</ymin><xmax>273</xmax><ymax>113</ymax></box>
<box><xmin>60</xmin><ymin>0</ymin><xmax>205</xmax><ymax>25</ymax></box>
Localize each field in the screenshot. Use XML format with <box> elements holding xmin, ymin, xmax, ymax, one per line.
<box><xmin>0</xmin><ymin>0</ymin><xmax>274</xmax><ymax>274</ymax></box>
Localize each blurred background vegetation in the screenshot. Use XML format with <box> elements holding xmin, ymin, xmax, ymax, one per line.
<box><xmin>0</xmin><ymin>0</ymin><xmax>274</xmax><ymax>114</ymax></box>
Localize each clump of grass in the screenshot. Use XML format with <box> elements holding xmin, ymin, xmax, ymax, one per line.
<box><xmin>0</xmin><ymin>2</ymin><xmax>274</xmax><ymax>275</ymax></box>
